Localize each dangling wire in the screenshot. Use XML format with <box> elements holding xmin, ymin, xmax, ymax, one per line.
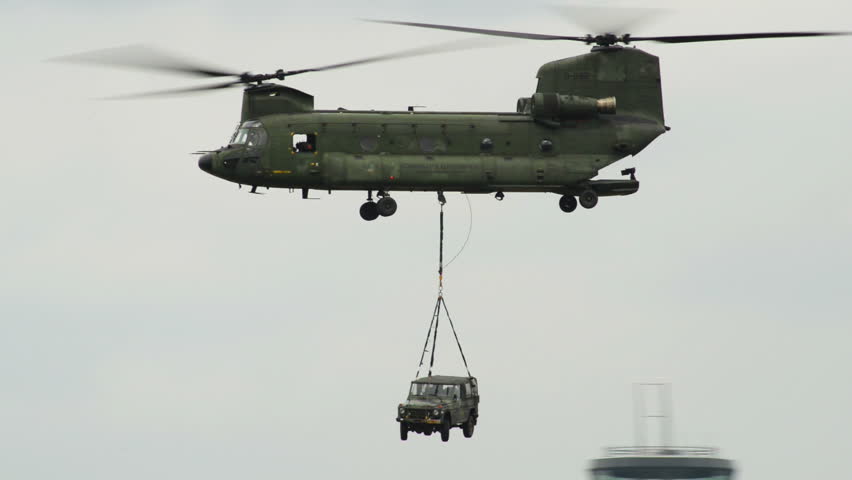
<box><xmin>445</xmin><ymin>194</ymin><xmax>473</xmax><ymax>268</ymax></box>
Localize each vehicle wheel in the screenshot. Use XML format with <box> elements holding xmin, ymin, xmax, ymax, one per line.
<box><xmin>359</xmin><ymin>201</ymin><xmax>379</xmax><ymax>221</ymax></box>
<box><xmin>579</xmin><ymin>189</ymin><xmax>598</xmax><ymax>209</ymax></box>
<box><xmin>376</xmin><ymin>196</ymin><xmax>397</xmax><ymax>217</ymax></box>
<box><xmin>424</xmin><ymin>430</ymin><xmax>432</xmax><ymax>436</ymax></box>
<box><xmin>463</xmin><ymin>415</ymin><xmax>475</xmax><ymax>438</ymax></box>
<box><xmin>559</xmin><ymin>195</ymin><xmax>578</xmax><ymax>213</ymax></box>
<box><xmin>400</xmin><ymin>422</ymin><xmax>408</xmax><ymax>441</ymax></box>
<box><xmin>440</xmin><ymin>418</ymin><xmax>451</xmax><ymax>442</ymax></box>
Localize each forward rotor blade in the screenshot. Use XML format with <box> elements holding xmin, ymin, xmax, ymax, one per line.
<box><xmin>103</xmin><ymin>80</ymin><xmax>241</xmax><ymax>99</ymax></box>
<box><xmin>367</xmin><ymin>19</ymin><xmax>587</xmax><ymax>41</ymax></box>
<box><xmin>631</xmin><ymin>31</ymin><xmax>852</xmax><ymax>43</ymax></box>
<box><xmin>53</xmin><ymin>45</ymin><xmax>240</xmax><ymax>78</ymax></box>
<box><xmin>280</xmin><ymin>38</ymin><xmax>495</xmax><ymax>77</ymax></box>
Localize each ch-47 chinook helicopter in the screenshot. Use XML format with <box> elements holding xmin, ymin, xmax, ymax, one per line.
<box><xmin>61</xmin><ymin>22</ymin><xmax>849</xmax><ymax>221</ymax></box>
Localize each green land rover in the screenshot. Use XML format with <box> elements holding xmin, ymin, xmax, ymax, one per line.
<box><xmin>397</xmin><ymin>375</ymin><xmax>479</xmax><ymax>442</ymax></box>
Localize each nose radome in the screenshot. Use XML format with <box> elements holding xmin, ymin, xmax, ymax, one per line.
<box><xmin>198</xmin><ymin>153</ymin><xmax>213</xmax><ymax>172</ymax></box>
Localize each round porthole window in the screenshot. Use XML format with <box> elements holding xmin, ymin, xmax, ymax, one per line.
<box><xmin>539</xmin><ymin>139</ymin><xmax>554</xmax><ymax>153</ymax></box>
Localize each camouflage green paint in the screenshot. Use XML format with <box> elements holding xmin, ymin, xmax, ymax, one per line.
<box><xmin>201</xmin><ymin>47</ymin><xmax>666</xmax><ymax>198</ymax></box>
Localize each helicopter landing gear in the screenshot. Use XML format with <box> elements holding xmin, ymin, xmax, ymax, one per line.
<box><xmin>376</xmin><ymin>196</ymin><xmax>397</xmax><ymax>217</ymax></box>
<box><xmin>360</xmin><ymin>201</ymin><xmax>379</xmax><ymax>221</ymax></box>
<box><xmin>559</xmin><ymin>195</ymin><xmax>577</xmax><ymax>213</ymax></box>
<box><xmin>579</xmin><ymin>189</ymin><xmax>598</xmax><ymax>209</ymax></box>
<box><xmin>495</xmin><ymin>191</ymin><xmax>505</xmax><ymax>201</ymax></box>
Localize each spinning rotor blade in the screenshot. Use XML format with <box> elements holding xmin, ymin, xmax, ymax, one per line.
<box><xmin>52</xmin><ymin>45</ymin><xmax>239</xmax><ymax>78</ymax></box>
<box><xmin>550</xmin><ymin>5</ymin><xmax>666</xmax><ymax>36</ymax></box>
<box><xmin>279</xmin><ymin>39</ymin><xmax>492</xmax><ymax>77</ymax></box>
<box><xmin>631</xmin><ymin>31</ymin><xmax>852</xmax><ymax>43</ymax></box>
<box><xmin>103</xmin><ymin>81</ymin><xmax>242</xmax><ymax>99</ymax></box>
<box><xmin>367</xmin><ymin>19</ymin><xmax>587</xmax><ymax>41</ymax></box>
<box><xmin>59</xmin><ymin>40</ymin><xmax>492</xmax><ymax>98</ymax></box>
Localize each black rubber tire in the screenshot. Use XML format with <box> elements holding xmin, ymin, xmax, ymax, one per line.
<box><xmin>579</xmin><ymin>189</ymin><xmax>598</xmax><ymax>209</ymax></box>
<box><xmin>359</xmin><ymin>202</ymin><xmax>379</xmax><ymax>221</ymax></box>
<box><xmin>424</xmin><ymin>430</ymin><xmax>432</xmax><ymax>436</ymax></box>
<box><xmin>440</xmin><ymin>418</ymin><xmax>451</xmax><ymax>442</ymax></box>
<box><xmin>376</xmin><ymin>196</ymin><xmax>398</xmax><ymax>217</ymax></box>
<box><xmin>463</xmin><ymin>415</ymin><xmax>475</xmax><ymax>438</ymax></box>
<box><xmin>400</xmin><ymin>422</ymin><xmax>408</xmax><ymax>441</ymax></box>
<box><xmin>559</xmin><ymin>195</ymin><xmax>578</xmax><ymax>213</ymax></box>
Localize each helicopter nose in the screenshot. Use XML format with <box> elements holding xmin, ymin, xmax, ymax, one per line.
<box><xmin>198</xmin><ymin>153</ymin><xmax>213</xmax><ymax>172</ymax></box>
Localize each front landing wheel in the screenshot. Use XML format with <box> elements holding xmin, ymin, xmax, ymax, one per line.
<box><xmin>559</xmin><ymin>195</ymin><xmax>578</xmax><ymax>213</ymax></box>
<box><xmin>359</xmin><ymin>202</ymin><xmax>379</xmax><ymax>221</ymax></box>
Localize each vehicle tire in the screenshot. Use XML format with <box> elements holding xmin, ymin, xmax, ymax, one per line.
<box><xmin>359</xmin><ymin>201</ymin><xmax>379</xmax><ymax>221</ymax></box>
<box><xmin>579</xmin><ymin>189</ymin><xmax>598</xmax><ymax>209</ymax></box>
<box><xmin>463</xmin><ymin>415</ymin><xmax>475</xmax><ymax>438</ymax></box>
<box><xmin>559</xmin><ymin>195</ymin><xmax>578</xmax><ymax>213</ymax></box>
<box><xmin>400</xmin><ymin>422</ymin><xmax>408</xmax><ymax>441</ymax></box>
<box><xmin>376</xmin><ymin>196</ymin><xmax>398</xmax><ymax>217</ymax></box>
<box><xmin>440</xmin><ymin>417</ymin><xmax>451</xmax><ymax>442</ymax></box>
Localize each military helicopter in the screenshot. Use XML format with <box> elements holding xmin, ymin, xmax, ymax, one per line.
<box><xmin>60</xmin><ymin>21</ymin><xmax>849</xmax><ymax>221</ymax></box>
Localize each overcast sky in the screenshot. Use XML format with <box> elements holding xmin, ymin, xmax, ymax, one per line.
<box><xmin>2</xmin><ymin>1</ymin><xmax>851</xmax><ymax>479</ymax></box>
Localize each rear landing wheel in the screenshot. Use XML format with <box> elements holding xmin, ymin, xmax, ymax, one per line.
<box><xmin>579</xmin><ymin>189</ymin><xmax>598</xmax><ymax>209</ymax></box>
<box><xmin>359</xmin><ymin>202</ymin><xmax>379</xmax><ymax>221</ymax></box>
<box><xmin>559</xmin><ymin>195</ymin><xmax>577</xmax><ymax>213</ymax></box>
<box><xmin>376</xmin><ymin>196</ymin><xmax>397</xmax><ymax>217</ymax></box>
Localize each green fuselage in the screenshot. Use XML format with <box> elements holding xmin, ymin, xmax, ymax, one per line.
<box><xmin>198</xmin><ymin>47</ymin><xmax>667</xmax><ymax>203</ymax></box>
<box><xmin>200</xmin><ymin>109</ymin><xmax>662</xmax><ymax>195</ymax></box>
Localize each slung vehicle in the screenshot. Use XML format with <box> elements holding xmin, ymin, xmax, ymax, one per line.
<box><xmin>397</xmin><ymin>375</ymin><xmax>479</xmax><ymax>442</ymax></box>
<box><xmin>57</xmin><ymin>17</ymin><xmax>849</xmax><ymax>220</ymax></box>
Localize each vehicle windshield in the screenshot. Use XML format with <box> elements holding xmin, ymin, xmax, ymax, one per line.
<box><xmin>410</xmin><ymin>383</ymin><xmax>460</xmax><ymax>398</ymax></box>
<box><xmin>229</xmin><ymin>120</ymin><xmax>267</xmax><ymax>147</ymax></box>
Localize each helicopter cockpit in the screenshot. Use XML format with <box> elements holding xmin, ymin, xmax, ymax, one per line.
<box><xmin>229</xmin><ymin>120</ymin><xmax>268</xmax><ymax>148</ymax></box>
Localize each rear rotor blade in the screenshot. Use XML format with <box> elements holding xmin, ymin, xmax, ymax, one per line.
<box><xmin>631</xmin><ymin>31</ymin><xmax>852</xmax><ymax>43</ymax></box>
<box><xmin>367</xmin><ymin>19</ymin><xmax>587</xmax><ymax>41</ymax></box>
<box><xmin>52</xmin><ymin>45</ymin><xmax>240</xmax><ymax>78</ymax></box>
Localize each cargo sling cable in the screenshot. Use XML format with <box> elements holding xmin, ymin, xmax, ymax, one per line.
<box><xmin>415</xmin><ymin>193</ymin><xmax>472</xmax><ymax>379</ymax></box>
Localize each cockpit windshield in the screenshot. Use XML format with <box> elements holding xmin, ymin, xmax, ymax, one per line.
<box><xmin>410</xmin><ymin>383</ymin><xmax>461</xmax><ymax>398</ymax></box>
<box><xmin>229</xmin><ymin>120</ymin><xmax>268</xmax><ymax>147</ymax></box>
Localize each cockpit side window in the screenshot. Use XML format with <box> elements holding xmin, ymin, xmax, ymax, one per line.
<box><xmin>229</xmin><ymin>120</ymin><xmax>267</xmax><ymax>147</ymax></box>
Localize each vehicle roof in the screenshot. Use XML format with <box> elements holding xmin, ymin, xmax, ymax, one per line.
<box><xmin>412</xmin><ymin>375</ymin><xmax>475</xmax><ymax>385</ymax></box>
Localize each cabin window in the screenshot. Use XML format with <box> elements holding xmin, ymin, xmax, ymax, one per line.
<box><xmin>292</xmin><ymin>133</ymin><xmax>317</xmax><ymax>153</ymax></box>
<box><xmin>480</xmin><ymin>138</ymin><xmax>494</xmax><ymax>152</ymax></box>
<box><xmin>360</xmin><ymin>136</ymin><xmax>379</xmax><ymax>152</ymax></box>
<box><xmin>419</xmin><ymin>137</ymin><xmax>437</xmax><ymax>153</ymax></box>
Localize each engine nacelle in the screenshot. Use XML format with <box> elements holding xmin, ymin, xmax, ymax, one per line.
<box><xmin>517</xmin><ymin>93</ymin><xmax>616</xmax><ymax>119</ymax></box>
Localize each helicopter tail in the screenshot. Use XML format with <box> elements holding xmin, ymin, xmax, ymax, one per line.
<box><xmin>535</xmin><ymin>47</ymin><xmax>665</xmax><ymax>125</ymax></box>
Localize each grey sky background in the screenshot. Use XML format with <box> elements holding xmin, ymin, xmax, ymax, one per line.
<box><xmin>1</xmin><ymin>1</ymin><xmax>851</xmax><ymax>479</ymax></box>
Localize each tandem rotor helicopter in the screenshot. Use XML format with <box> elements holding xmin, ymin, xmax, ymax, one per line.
<box><xmin>60</xmin><ymin>14</ymin><xmax>850</xmax><ymax>221</ymax></box>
